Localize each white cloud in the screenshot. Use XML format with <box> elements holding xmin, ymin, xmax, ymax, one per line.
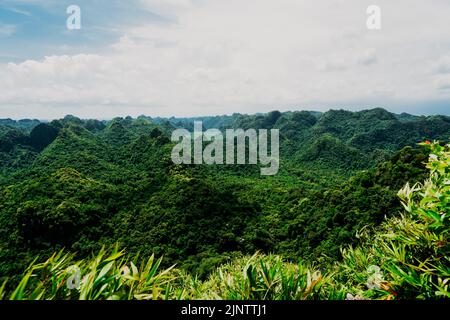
<box><xmin>434</xmin><ymin>55</ymin><xmax>450</xmax><ymax>74</ymax></box>
<box><xmin>1</xmin><ymin>0</ymin><xmax>450</xmax><ymax>119</ymax></box>
<box><xmin>8</xmin><ymin>8</ymin><xmax>32</xmax><ymax>16</ymax></box>
<box><xmin>357</xmin><ymin>48</ymin><xmax>378</xmax><ymax>65</ymax></box>
<box><xmin>139</xmin><ymin>0</ymin><xmax>194</xmax><ymax>17</ymax></box>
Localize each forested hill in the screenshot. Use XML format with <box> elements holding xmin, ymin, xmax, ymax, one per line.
<box><xmin>0</xmin><ymin>108</ymin><xmax>448</xmax><ymax>279</ymax></box>
<box><xmin>155</xmin><ymin>108</ymin><xmax>450</xmax><ymax>171</ymax></box>
<box><xmin>1</xmin><ymin>108</ymin><xmax>450</xmax><ymax>177</ymax></box>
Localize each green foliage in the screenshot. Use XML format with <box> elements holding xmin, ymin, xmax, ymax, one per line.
<box><xmin>0</xmin><ymin>110</ymin><xmax>449</xmax><ymax>300</ymax></box>
<box><xmin>114</xmin><ymin>171</ymin><xmax>260</xmax><ymax>275</ymax></box>
<box><xmin>0</xmin><ymin>246</ymin><xmax>176</xmax><ymax>300</ymax></box>
<box><xmin>1</xmin><ymin>141</ymin><xmax>449</xmax><ymax>300</ymax></box>
<box><xmin>0</xmin><ymin>118</ymin><xmax>40</xmax><ymax>133</ymax></box>
<box><xmin>335</xmin><ymin>142</ymin><xmax>450</xmax><ymax>300</ymax></box>
<box><xmin>276</xmin><ymin>146</ymin><xmax>429</xmax><ymax>261</ymax></box>
<box><xmin>28</xmin><ymin>123</ymin><xmax>59</xmax><ymax>151</ymax></box>
<box><xmin>0</xmin><ymin>249</ymin><xmax>343</xmax><ymax>300</ymax></box>
<box><xmin>186</xmin><ymin>253</ymin><xmax>340</xmax><ymax>300</ymax></box>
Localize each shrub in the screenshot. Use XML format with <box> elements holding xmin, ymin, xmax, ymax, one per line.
<box><xmin>336</xmin><ymin>141</ymin><xmax>450</xmax><ymax>299</ymax></box>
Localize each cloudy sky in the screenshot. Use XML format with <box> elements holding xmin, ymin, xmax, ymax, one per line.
<box><xmin>0</xmin><ymin>0</ymin><xmax>449</xmax><ymax>119</ymax></box>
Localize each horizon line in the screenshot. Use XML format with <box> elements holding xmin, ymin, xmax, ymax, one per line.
<box><xmin>0</xmin><ymin>106</ymin><xmax>449</xmax><ymax>122</ymax></box>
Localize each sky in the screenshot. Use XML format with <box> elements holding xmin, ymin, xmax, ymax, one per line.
<box><xmin>0</xmin><ymin>0</ymin><xmax>450</xmax><ymax>119</ymax></box>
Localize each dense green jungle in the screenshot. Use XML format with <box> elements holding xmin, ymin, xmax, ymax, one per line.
<box><xmin>0</xmin><ymin>108</ymin><xmax>449</xmax><ymax>300</ymax></box>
